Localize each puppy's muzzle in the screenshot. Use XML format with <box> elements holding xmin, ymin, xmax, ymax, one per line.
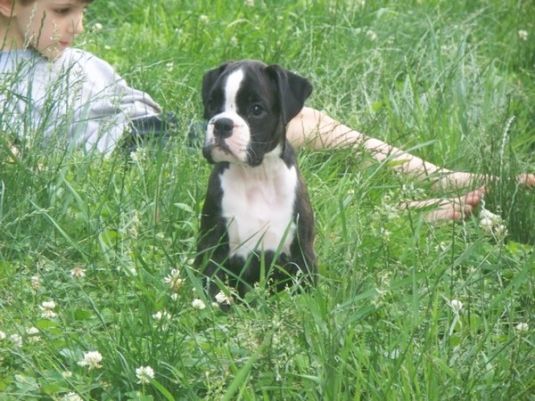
<box><xmin>203</xmin><ymin>117</ymin><xmax>236</xmax><ymax>163</ymax></box>
<box><xmin>213</xmin><ymin>117</ymin><xmax>234</xmax><ymax>139</ymax></box>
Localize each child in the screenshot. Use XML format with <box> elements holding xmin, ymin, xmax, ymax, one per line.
<box><xmin>1</xmin><ymin>0</ymin><xmax>533</xmax><ymax>221</ymax></box>
<box><xmin>0</xmin><ymin>0</ymin><xmax>170</xmax><ymax>154</ymax></box>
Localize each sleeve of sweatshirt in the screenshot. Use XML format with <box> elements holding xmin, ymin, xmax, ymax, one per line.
<box><xmin>79</xmin><ymin>51</ymin><xmax>162</xmax><ymax>119</ymax></box>
<box><xmin>66</xmin><ymin>49</ymin><xmax>163</xmax><ymax>154</ymax></box>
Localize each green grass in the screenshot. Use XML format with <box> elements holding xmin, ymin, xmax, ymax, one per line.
<box><xmin>1</xmin><ymin>0</ymin><xmax>534</xmax><ymax>400</ymax></box>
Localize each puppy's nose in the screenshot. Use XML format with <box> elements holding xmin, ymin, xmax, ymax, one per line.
<box><xmin>213</xmin><ymin>118</ymin><xmax>234</xmax><ymax>138</ymax></box>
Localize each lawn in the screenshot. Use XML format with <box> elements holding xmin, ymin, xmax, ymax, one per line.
<box><xmin>0</xmin><ymin>0</ymin><xmax>534</xmax><ymax>400</ymax></box>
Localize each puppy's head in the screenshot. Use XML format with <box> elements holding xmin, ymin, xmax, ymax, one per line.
<box><xmin>201</xmin><ymin>60</ymin><xmax>312</xmax><ymax>166</ymax></box>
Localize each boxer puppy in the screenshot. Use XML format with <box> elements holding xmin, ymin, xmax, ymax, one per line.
<box><xmin>195</xmin><ymin>60</ymin><xmax>316</xmax><ymax>302</ymax></box>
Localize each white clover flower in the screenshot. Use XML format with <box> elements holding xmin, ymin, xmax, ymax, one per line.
<box><xmin>215</xmin><ymin>291</ymin><xmax>232</xmax><ymax>305</ymax></box>
<box><xmin>515</xmin><ymin>322</ymin><xmax>529</xmax><ymax>332</ymax></box>
<box><xmin>164</xmin><ymin>268</ymin><xmax>184</xmax><ymax>292</ymax></box>
<box><xmin>379</xmin><ymin>227</ymin><xmax>391</xmax><ymax>239</ymax></box>
<box><xmin>479</xmin><ymin>217</ymin><xmax>494</xmax><ymax>233</ymax></box>
<box><xmin>518</xmin><ymin>30</ymin><xmax>528</xmax><ymax>41</ymax></box>
<box><xmin>62</xmin><ymin>371</ymin><xmax>73</xmax><ymax>378</ymax></box>
<box><xmin>9</xmin><ymin>334</ymin><xmax>23</xmax><ymax>348</ymax></box>
<box><xmin>170</xmin><ymin>293</ymin><xmax>179</xmax><ymax>301</ymax></box>
<box><xmin>61</xmin><ymin>392</ymin><xmax>83</xmax><ymax>401</ymax></box>
<box><xmin>40</xmin><ymin>305</ymin><xmax>57</xmax><ymax>317</ymax></box>
<box><xmin>479</xmin><ymin>208</ymin><xmax>508</xmax><ymax>239</ymax></box>
<box><xmin>130</xmin><ymin>147</ymin><xmax>147</xmax><ymax>163</ymax></box>
<box><xmin>366</xmin><ymin>30</ymin><xmax>377</xmax><ymax>41</ymax></box>
<box><xmin>129</xmin><ymin>151</ymin><xmax>139</xmax><ymax>162</ymax></box>
<box><xmin>230</xmin><ymin>36</ymin><xmax>239</xmax><ymax>47</ymax></box>
<box><xmin>42</xmin><ymin>300</ymin><xmax>56</xmax><ymax>309</ymax></box>
<box><xmin>449</xmin><ymin>299</ymin><xmax>463</xmax><ymax>313</ymax></box>
<box><xmin>437</xmin><ymin>242</ymin><xmax>449</xmax><ymax>252</ymax></box>
<box><xmin>40</xmin><ymin>300</ymin><xmax>58</xmax><ymax>318</ymax></box>
<box><xmin>0</xmin><ymin>331</ymin><xmax>6</xmax><ymax>341</ymax></box>
<box><xmin>152</xmin><ymin>310</ymin><xmax>171</xmax><ymax>321</ymax></box>
<box><xmin>70</xmin><ymin>266</ymin><xmax>86</xmax><ymax>278</ymax></box>
<box><xmin>191</xmin><ymin>299</ymin><xmax>206</xmax><ymax>310</ymax></box>
<box><xmin>31</xmin><ymin>275</ymin><xmax>41</xmax><ymax>290</ymax></box>
<box><xmin>135</xmin><ymin>365</ymin><xmax>155</xmax><ymax>384</ymax></box>
<box><xmin>199</xmin><ymin>14</ymin><xmax>209</xmax><ymax>24</ymax></box>
<box><xmin>383</xmin><ymin>348</ymin><xmax>400</xmax><ymax>359</ymax></box>
<box><xmin>78</xmin><ymin>351</ymin><xmax>103</xmax><ymax>370</ymax></box>
<box><xmin>92</xmin><ymin>22</ymin><xmax>103</xmax><ymax>32</ymax></box>
<box><xmin>26</xmin><ymin>327</ymin><xmax>41</xmax><ymax>343</ymax></box>
<box><xmin>26</xmin><ymin>327</ymin><xmax>39</xmax><ymax>335</ymax></box>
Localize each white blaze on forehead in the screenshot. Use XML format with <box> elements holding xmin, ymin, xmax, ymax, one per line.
<box><xmin>224</xmin><ymin>68</ymin><xmax>245</xmax><ymax>112</ymax></box>
<box><xmin>204</xmin><ymin>67</ymin><xmax>251</xmax><ymax>164</ymax></box>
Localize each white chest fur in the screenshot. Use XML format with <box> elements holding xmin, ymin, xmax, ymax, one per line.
<box><xmin>220</xmin><ymin>152</ymin><xmax>298</xmax><ymax>259</ymax></box>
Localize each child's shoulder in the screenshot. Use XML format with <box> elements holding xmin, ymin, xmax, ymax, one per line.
<box><xmin>63</xmin><ymin>48</ymin><xmax>109</xmax><ymax>67</ymax></box>
<box><xmin>0</xmin><ymin>48</ymin><xmax>111</xmax><ymax>73</ymax></box>
<box><xmin>62</xmin><ymin>48</ymin><xmax>119</xmax><ymax>78</ymax></box>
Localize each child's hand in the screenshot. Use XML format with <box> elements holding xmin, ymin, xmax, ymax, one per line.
<box><xmin>517</xmin><ymin>173</ymin><xmax>535</xmax><ymax>188</ymax></box>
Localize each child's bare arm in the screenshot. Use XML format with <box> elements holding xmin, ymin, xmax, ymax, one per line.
<box><xmin>287</xmin><ymin>107</ymin><xmax>534</xmax><ymax>191</ymax></box>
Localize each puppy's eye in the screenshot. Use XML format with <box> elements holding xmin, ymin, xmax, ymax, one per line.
<box><xmin>249</xmin><ymin>104</ymin><xmax>264</xmax><ymax>117</ymax></box>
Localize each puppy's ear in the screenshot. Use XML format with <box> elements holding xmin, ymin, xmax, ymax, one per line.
<box><xmin>265</xmin><ymin>64</ymin><xmax>313</xmax><ymax>126</ymax></box>
<box><xmin>201</xmin><ymin>62</ymin><xmax>230</xmax><ymax>119</ymax></box>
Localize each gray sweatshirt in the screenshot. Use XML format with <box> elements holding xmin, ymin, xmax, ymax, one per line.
<box><xmin>0</xmin><ymin>48</ymin><xmax>161</xmax><ymax>154</ymax></box>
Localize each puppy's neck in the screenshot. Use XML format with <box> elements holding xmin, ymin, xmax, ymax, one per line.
<box><xmin>227</xmin><ymin>144</ymin><xmax>290</xmax><ymax>178</ymax></box>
